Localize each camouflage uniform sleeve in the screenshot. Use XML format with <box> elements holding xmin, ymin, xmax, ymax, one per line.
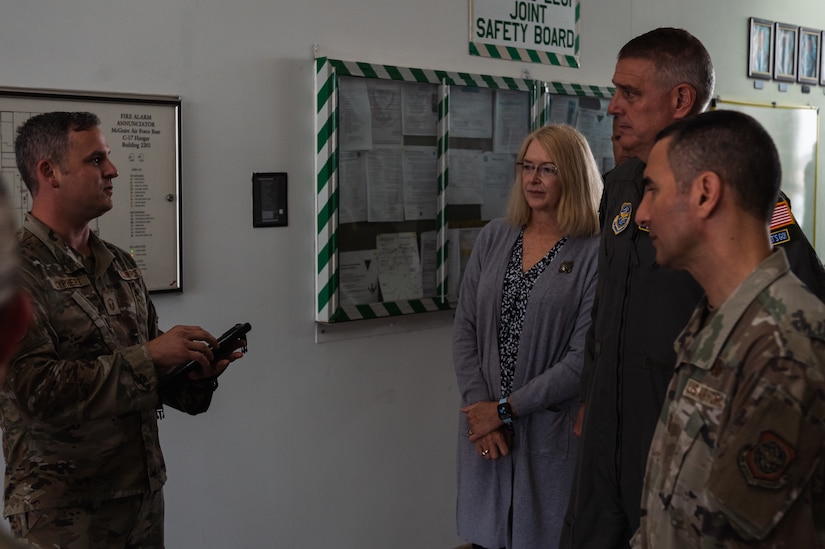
<box><xmin>707</xmin><ymin>355</ymin><xmax>825</xmax><ymax>541</ymax></box>
<box><xmin>7</xmin><ymin>268</ymin><xmax>159</xmax><ymax>423</ymax></box>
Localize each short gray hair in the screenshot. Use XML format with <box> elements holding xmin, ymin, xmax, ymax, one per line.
<box><xmin>619</xmin><ymin>27</ymin><xmax>715</xmax><ymax>115</ymax></box>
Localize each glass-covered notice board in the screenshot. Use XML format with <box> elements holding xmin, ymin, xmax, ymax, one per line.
<box><xmin>314</xmin><ymin>58</ymin><xmax>614</xmax><ymax>322</ymax></box>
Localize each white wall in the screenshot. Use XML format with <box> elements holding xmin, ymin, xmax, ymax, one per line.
<box><xmin>2</xmin><ymin>0</ymin><xmax>824</xmax><ymax>547</ymax></box>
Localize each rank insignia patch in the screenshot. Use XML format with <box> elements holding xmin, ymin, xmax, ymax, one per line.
<box><xmin>612</xmin><ymin>202</ymin><xmax>632</xmax><ymax>235</ymax></box>
<box><xmin>738</xmin><ymin>431</ymin><xmax>796</xmax><ymax>489</ymax></box>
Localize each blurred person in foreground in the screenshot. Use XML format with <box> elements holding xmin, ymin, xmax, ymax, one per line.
<box><xmin>454</xmin><ymin>124</ymin><xmax>601</xmax><ymax>549</ymax></box>
<box><xmin>0</xmin><ymin>182</ymin><xmax>34</xmax><ymax>548</ymax></box>
<box><xmin>632</xmin><ymin>109</ymin><xmax>825</xmax><ymax>547</ymax></box>
<box><xmin>2</xmin><ymin>112</ymin><xmax>244</xmax><ymax>548</ymax></box>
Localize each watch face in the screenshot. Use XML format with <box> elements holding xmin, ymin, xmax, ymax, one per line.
<box><xmin>498</xmin><ymin>402</ymin><xmax>511</xmax><ymax>420</ymax></box>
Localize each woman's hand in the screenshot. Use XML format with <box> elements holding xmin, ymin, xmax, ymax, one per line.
<box><xmin>462</xmin><ymin>400</ymin><xmax>503</xmax><ymax>442</ymax></box>
<box><xmin>474</xmin><ymin>430</ymin><xmax>510</xmax><ymax>460</ymax></box>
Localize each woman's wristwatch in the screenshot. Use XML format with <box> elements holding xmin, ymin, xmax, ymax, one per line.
<box><xmin>497</xmin><ymin>397</ymin><xmax>513</xmax><ymax>425</ymax></box>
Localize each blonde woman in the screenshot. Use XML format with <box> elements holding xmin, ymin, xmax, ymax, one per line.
<box><xmin>454</xmin><ymin>125</ymin><xmax>601</xmax><ymax>549</ymax></box>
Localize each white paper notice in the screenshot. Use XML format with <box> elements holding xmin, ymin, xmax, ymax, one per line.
<box><xmin>549</xmin><ymin>94</ymin><xmax>577</xmax><ymax>126</ymax></box>
<box><xmin>338</xmin><ymin>151</ymin><xmax>368</xmax><ymax>224</ymax></box>
<box><xmin>403</xmin><ymin>146</ymin><xmax>437</xmax><ymax>220</ymax></box>
<box><xmin>494</xmin><ymin>90</ymin><xmax>530</xmax><ymax>153</ymax></box>
<box><xmin>451</xmin><ymin>87</ymin><xmax>493</xmax><ymax>139</ymax></box>
<box><xmin>481</xmin><ymin>153</ymin><xmax>516</xmax><ymax>220</ymax></box>
<box><xmin>447</xmin><ymin>149</ymin><xmax>485</xmax><ymax>205</ymax></box>
<box><xmin>339</xmin><ymin>77</ymin><xmax>373</xmax><ymax>151</ymax></box>
<box><xmin>368</xmin><ymin>80</ymin><xmax>403</xmax><ymax>145</ymax></box>
<box><xmin>377</xmin><ymin>232</ymin><xmax>423</xmax><ymax>301</ymax></box>
<box><xmin>339</xmin><ymin>249</ymin><xmax>381</xmax><ymax>305</ymax></box>
<box><xmin>574</xmin><ymin>108</ymin><xmax>613</xmax><ymax>173</ymax></box>
<box><xmin>575</xmin><ymin>109</ymin><xmax>607</xmax><ymax>151</ymax></box>
<box><xmin>402</xmin><ymin>82</ymin><xmax>438</xmax><ymax>136</ymax></box>
<box><xmin>366</xmin><ymin>147</ymin><xmax>404</xmax><ymax>222</ymax></box>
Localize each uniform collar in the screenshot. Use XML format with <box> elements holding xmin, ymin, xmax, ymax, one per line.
<box><xmin>23</xmin><ymin>212</ymin><xmax>114</xmax><ymax>275</ymax></box>
<box><xmin>675</xmin><ymin>248</ymin><xmax>790</xmax><ymax>370</ymax></box>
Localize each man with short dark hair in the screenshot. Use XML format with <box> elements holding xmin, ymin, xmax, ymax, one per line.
<box><xmin>632</xmin><ymin>109</ymin><xmax>825</xmax><ymax>547</ymax></box>
<box><xmin>2</xmin><ymin>112</ymin><xmax>244</xmax><ymax>548</ymax></box>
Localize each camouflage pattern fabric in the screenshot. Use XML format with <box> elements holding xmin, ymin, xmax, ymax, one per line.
<box><xmin>0</xmin><ymin>214</ymin><xmax>212</xmax><ymax>537</ymax></box>
<box><xmin>8</xmin><ymin>489</ymin><xmax>163</xmax><ymax>548</ymax></box>
<box><xmin>632</xmin><ymin>248</ymin><xmax>825</xmax><ymax>548</ymax></box>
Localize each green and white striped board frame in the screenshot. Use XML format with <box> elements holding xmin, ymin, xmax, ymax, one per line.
<box><xmin>546</xmin><ymin>80</ymin><xmax>614</xmax><ymax>99</ymax></box>
<box><xmin>315</xmin><ymin>57</ymin><xmax>612</xmax><ymax>322</ymax></box>
<box><xmin>469</xmin><ymin>43</ymin><xmax>580</xmax><ymax>69</ymax></box>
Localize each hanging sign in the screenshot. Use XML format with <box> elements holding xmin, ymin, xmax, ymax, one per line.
<box><xmin>469</xmin><ymin>0</ymin><xmax>580</xmax><ymax>67</ymax></box>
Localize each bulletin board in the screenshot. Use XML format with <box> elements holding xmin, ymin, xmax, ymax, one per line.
<box><xmin>315</xmin><ymin>58</ymin><xmax>614</xmax><ymax>322</ymax></box>
<box><xmin>713</xmin><ymin>98</ymin><xmax>819</xmax><ymax>245</ymax></box>
<box><xmin>0</xmin><ymin>88</ymin><xmax>182</xmax><ymax>292</ymax></box>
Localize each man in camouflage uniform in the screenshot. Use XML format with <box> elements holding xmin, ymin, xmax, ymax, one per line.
<box><xmin>632</xmin><ymin>109</ymin><xmax>825</xmax><ymax>546</ymax></box>
<box><xmin>1</xmin><ymin>112</ymin><xmax>244</xmax><ymax>548</ymax></box>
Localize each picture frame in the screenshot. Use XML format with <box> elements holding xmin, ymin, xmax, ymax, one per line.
<box><xmin>748</xmin><ymin>17</ymin><xmax>774</xmax><ymax>79</ymax></box>
<box><xmin>774</xmin><ymin>22</ymin><xmax>799</xmax><ymax>81</ymax></box>
<box><xmin>0</xmin><ymin>88</ymin><xmax>184</xmax><ymax>293</ymax></box>
<box><xmin>797</xmin><ymin>27</ymin><xmax>821</xmax><ymax>84</ymax></box>
<box><xmin>821</xmin><ymin>31</ymin><xmax>825</xmax><ymax>85</ymax></box>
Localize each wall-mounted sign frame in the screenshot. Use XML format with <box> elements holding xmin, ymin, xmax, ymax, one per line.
<box><xmin>774</xmin><ymin>22</ymin><xmax>799</xmax><ymax>82</ymax></box>
<box><xmin>748</xmin><ymin>17</ymin><xmax>774</xmax><ymax>79</ymax></box>
<box><xmin>0</xmin><ymin>87</ymin><xmax>183</xmax><ymax>292</ymax></box>
<box><xmin>314</xmin><ymin>57</ymin><xmax>613</xmax><ymax>323</ymax></box>
<box><xmin>252</xmin><ymin>172</ymin><xmax>288</xmax><ymax>227</ymax></box>
<box><xmin>469</xmin><ymin>0</ymin><xmax>580</xmax><ymax>67</ymax></box>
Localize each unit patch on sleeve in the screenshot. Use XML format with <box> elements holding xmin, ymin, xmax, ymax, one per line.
<box><xmin>737</xmin><ymin>430</ymin><xmax>796</xmax><ymax>489</ymax></box>
<box><xmin>612</xmin><ymin>202</ymin><xmax>632</xmax><ymax>235</ymax></box>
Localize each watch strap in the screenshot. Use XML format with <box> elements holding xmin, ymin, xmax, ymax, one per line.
<box><xmin>498</xmin><ymin>397</ymin><xmax>513</xmax><ymax>425</ymax></box>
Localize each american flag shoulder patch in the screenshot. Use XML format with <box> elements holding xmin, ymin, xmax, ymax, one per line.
<box><xmin>770</xmin><ymin>200</ymin><xmax>794</xmax><ymax>231</ymax></box>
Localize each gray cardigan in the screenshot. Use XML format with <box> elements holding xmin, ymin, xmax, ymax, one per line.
<box><xmin>453</xmin><ymin>218</ymin><xmax>599</xmax><ymax>549</ymax></box>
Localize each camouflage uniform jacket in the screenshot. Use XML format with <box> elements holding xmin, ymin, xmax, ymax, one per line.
<box><xmin>633</xmin><ymin>249</ymin><xmax>825</xmax><ymax>548</ymax></box>
<box><xmin>0</xmin><ymin>213</ymin><xmax>214</xmax><ymax>517</ymax></box>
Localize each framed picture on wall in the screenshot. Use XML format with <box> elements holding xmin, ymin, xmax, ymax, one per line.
<box><xmin>774</xmin><ymin>22</ymin><xmax>798</xmax><ymax>81</ymax></box>
<box><xmin>797</xmin><ymin>28</ymin><xmax>821</xmax><ymax>84</ymax></box>
<box><xmin>821</xmin><ymin>31</ymin><xmax>825</xmax><ymax>85</ymax></box>
<box><xmin>748</xmin><ymin>18</ymin><xmax>774</xmax><ymax>79</ymax></box>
